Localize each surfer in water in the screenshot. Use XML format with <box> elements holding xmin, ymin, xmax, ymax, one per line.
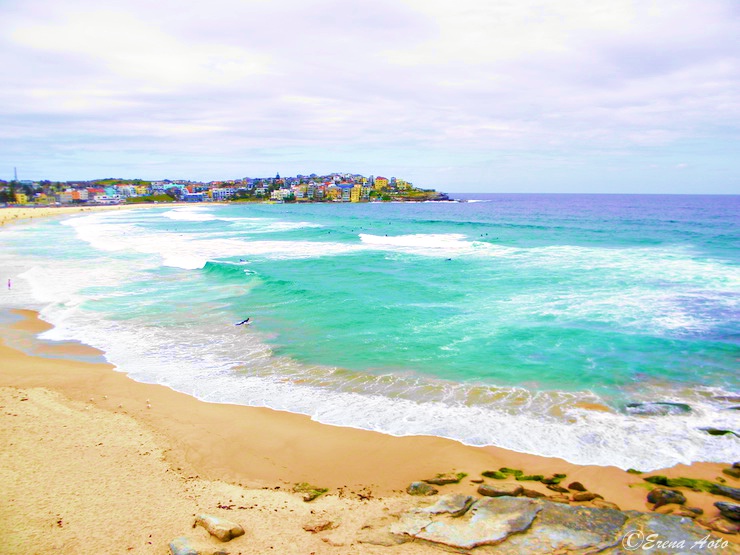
<box><xmin>235</xmin><ymin>318</ymin><xmax>251</xmax><ymax>326</ymax></box>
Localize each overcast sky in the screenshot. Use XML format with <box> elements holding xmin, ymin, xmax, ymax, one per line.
<box><xmin>1</xmin><ymin>0</ymin><xmax>738</xmax><ymax>192</ymax></box>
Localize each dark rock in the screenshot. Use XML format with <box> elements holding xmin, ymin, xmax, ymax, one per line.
<box><xmin>482</xmin><ymin>470</ymin><xmax>507</xmax><ymax>479</ymax></box>
<box><xmin>568</xmin><ymin>481</ymin><xmax>586</xmax><ymax>492</ymax></box>
<box><xmin>406</xmin><ymin>481</ymin><xmax>438</xmax><ymax>496</ymax></box>
<box><xmin>713</xmin><ymin>484</ymin><xmax>740</xmax><ymax>501</ymax></box>
<box><xmin>548</xmin><ymin>495</ymin><xmax>571</xmax><ymax>504</ymax></box>
<box><xmin>714</xmin><ymin>395</ymin><xmax>740</xmax><ymax>403</ymax></box>
<box><xmin>169</xmin><ymin>537</ymin><xmax>198</xmax><ymax>555</ymax></box>
<box><xmin>540</xmin><ymin>475</ymin><xmax>564</xmax><ymax>485</ymax></box>
<box><xmin>546</xmin><ymin>484</ymin><xmax>570</xmax><ymax>494</ymax></box>
<box><xmin>478</xmin><ymin>483</ymin><xmax>523</xmax><ymax>497</ymax></box>
<box><xmin>701</xmin><ymin>427</ymin><xmax>739</xmax><ymax>437</ymax></box>
<box><xmin>573</xmin><ymin>492</ymin><xmax>602</xmax><ymax>502</ymax></box>
<box><xmin>423</xmin><ymin>472</ymin><xmax>467</xmax><ymax>485</ymax></box>
<box><xmin>521</xmin><ymin>488</ymin><xmax>547</xmax><ymax>499</ymax></box>
<box><xmin>735</xmin><ymin>462</ymin><xmax>740</xmax><ymax>469</ymax></box>
<box><xmin>724</xmin><ymin>467</ymin><xmax>740</xmax><ymax>479</ymax></box>
<box><xmin>647</xmin><ymin>488</ymin><xmax>686</xmax><ymax>509</ymax></box>
<box><xmin>626</xmin><ymin>468</ymin><xmax>643</xmax><ymax>474</ymax></box>
<box><xmin>716</xmin><ymin>501</ymin><xmax>740</xmax><ymax>522</ymax></box>
<box><xmin>625</xmin><ymin>401</ymin><xmax>692</xmax><ymax>416</ymax></box>
<box><xmin>390</xmin><ymin>496</ymin><xmax>541</xmax><ymax>550</ymax></box>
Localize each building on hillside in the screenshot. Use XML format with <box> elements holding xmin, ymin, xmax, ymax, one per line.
<box><xmin>374</xmin><ymin>176</ymin><xmax>389</xmax><ymax>190</ymax></box>
<box><xmin>211</xmin><ymin>188</ymin><xmax>235</xmax><ymax>201</ymax></box>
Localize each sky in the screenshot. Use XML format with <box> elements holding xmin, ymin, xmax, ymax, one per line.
<box><xmin>1</xmin><ymin>0</ymin><xmax>738</xmax><ymax>193</ymax></box>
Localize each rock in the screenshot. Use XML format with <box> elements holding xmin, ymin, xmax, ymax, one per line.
<box><xmin>703</xmin><ymin>517</ymin><xmax>740</xmax><ymax>535</ymax></box>
<box><xmin>592</xmin><ymin>499</ymin><xmax>621</xmax><ymax>510</ymax></box>
<box><xmin>521</xmin><ymin>488</ymin><xmax>546</xmax><ymax>499</ymax></box>
<box><xmin>406</xmin><ymin>481</ymin><xmax>438</xmax><ymax>496</ymax></box>
<box><xmin>483</xmin><ymin>500</ymin><xmax>628</xmax><ymax>554</ymax></box>
<box><xmin>647</xmin><ymin>488</ymin><xmax>686</xmax><ymax>509</ymax></box>
<box><xmin>674</xmin><ymin>509</ymin><xmax>699</xmax><ymax>519</ymax></box>
<box><xmin>644</xmin><ymin>475</ymin><xmax>718</xmax><ymax>493</ymax></box>
<box><xmin>572</xmin><ymin>492</ymin><xmax>602</xmax><ymax>502</ymax></box>
<box><xmin>625</xmin><ymin>401</ymin><xmax>692</xmax><ymax>415</ymax></box>
<box><xmin>421</xmin><ymin>494</ymin><xmax>475</xmax><ymax>517</ymax></box>
<box><xmin>724</xmin><ymin>467</ymin><xmax>740</xmax><ymax>479</ymax></box>
<box><xmin>546</xmin><ymin>484</ymin><xmax>570</xmax><ymax>494</ymax></box>
<box><xmin>548</xmin><ymin>495</ymin><xmax>571</xmax><ymax>504</ymax></box>
<box><xmin>303</xmin><ymin>519</ymin><xmax>334</xmax><ymax>533</ymax></box>
<box><xmin>735</xmin><ymin>462</ymin><xmax>740</xmax><ymax>469</ymax></box>
<box><xmin>478</xmin><ymin>483</ymin><xmax>524</xmax><ymax>497</ymax></box>
<box><xmin>423</xmin><ymin>472</ymin><xmax>467</xmax><ymax>485</ymax></box>
<box><xmin>716</xmin><ymin>501</ymin><xmax>740</xmax><ymax>522</ymax></box>
<box><xmin>515</xmin><ymin>474</ymin><xmax>545</xmax><ymax>481</ymax></box>
<box><xmin>390</xmin><ymin>496</ymin><xmax>541</xmax><ymax>550</ymax></box>
<box><xmin>540</xmin><ymin>475</ymin><xmax>564</xmax><ymax>485</ymax></box>
<box><xmin>568</xmin><ymin>481</ymin><xmax>586</xmax><ymax>492</ymax></box>
<box><xmin>470</xmin><ymin>478</ymin><xmax>484</xmax><ymax>484</ymax></box>
<box><xmin>482</xmin><ymin>470</ymin><xmax>507</xmax><ymax>479</ymax></box>
<box><xmin>169</xmin><ymin>537</ymin><xmax>199</xmax><ymax>555</ymax></box>
<box><xmin>293</xmin><ymin>482</ymin><xmax>328</xmax><ymax>502</ymax></box>
<box><xmin>194</xmin><ymin>514</ymin><xmax>244</xmax><ymax>542</ymax></box>
<box><xmin>713</xmin><ymin>484</ymin><xmax>740</xmax><ymax>501</ymax></box>
<box><xmin>701</xmin><ymin>427</ymin><xmax>739</xmax><ymax>437</ymax></box>
<box><xmin>498</xmin><ymin>467</ymin><xmax>523</xmax><ymax>477</ymax></box>
<box><xmin>626</xmin><ymin>468</ymin><xmax>643</xmax><ymax>474</ymax></box>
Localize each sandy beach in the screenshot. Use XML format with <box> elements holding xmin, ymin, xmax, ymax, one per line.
<box><xmin>1</xmin><ymin>208</ymin><xmax>738</xmax><ymax>554</ymax></box>
<box><xmin>0</xmin><ymin>203</ymin><xmax>172</xmax><ymax>227</ymax></box>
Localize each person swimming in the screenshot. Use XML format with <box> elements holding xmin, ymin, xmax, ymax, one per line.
<box><xmin>235</xmin><ymin>318</ymin><xmax>250</xmax><ymax>326</ymax></box>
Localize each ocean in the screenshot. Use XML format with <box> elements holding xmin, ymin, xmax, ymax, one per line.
<box><xmin>1</xmin><ymin>194</ymin><xmax>738</xmax><ymax>470</ymax></box>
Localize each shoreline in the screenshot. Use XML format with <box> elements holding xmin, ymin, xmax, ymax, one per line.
<box><xmin>1</xmin><ymin>308</ymin><xmax>738</xmax><ymax>552</ymax></box>
<box><xmin>0</xmin><ymin>203</ymin><xmax>184</xmax><ymax>227</ymax></box>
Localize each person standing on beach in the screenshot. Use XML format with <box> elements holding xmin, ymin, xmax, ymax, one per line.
<box><xmin>6</xmin><ymin>278</ymin><xmax>10</xmax><ymax>290</ymax></box>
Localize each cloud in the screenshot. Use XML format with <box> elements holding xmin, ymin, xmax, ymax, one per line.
<box><xmin>0</xmin><ymin>0</ymin><xmax>738</xmax><ymax>191</ymax></box>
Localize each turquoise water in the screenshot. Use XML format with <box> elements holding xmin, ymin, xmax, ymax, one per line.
<box><xmin>1</xmin><ymin>195</ymin><xmax>738</xmax><ymax>469</ymax></box>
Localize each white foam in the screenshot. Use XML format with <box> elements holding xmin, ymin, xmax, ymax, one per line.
<box><xmin>359</xmin><ymin>233</ymin><xmax>514</xmax><ymax>257</ymax></box>
<box><xmin>163</xmin><ymin>207</ymin><xmax>217</xmax><ymax>222</ymax></box>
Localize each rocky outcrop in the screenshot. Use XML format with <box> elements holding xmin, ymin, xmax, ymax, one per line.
<box><xmin>390</xmin><ymin>496</ymin><xmax>541</xmax><ymax>550</ymax></box>
<box><xmin>360</xmin><ymin>494</ymin><xmax>739</xmax><ymax>554</ymax></box>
